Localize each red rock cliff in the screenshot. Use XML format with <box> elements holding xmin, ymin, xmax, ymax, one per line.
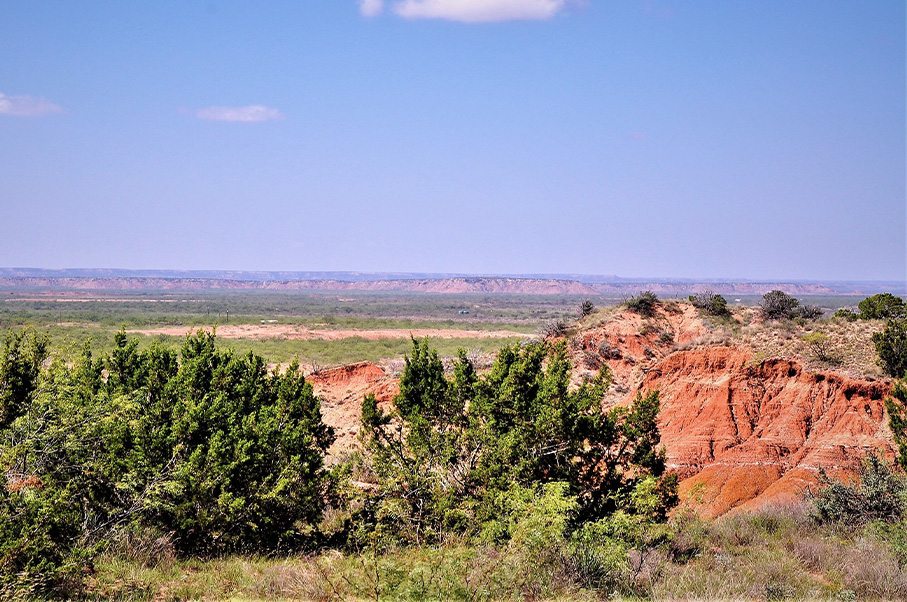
<box><xmin>637</xmin><ymin>346</ymin><xmax>893</xmax><ymax>516</ymax></box>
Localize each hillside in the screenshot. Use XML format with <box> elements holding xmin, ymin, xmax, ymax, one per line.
<box><xmin>311</xmin><ymin>300</ymin><xmax>896</xmax><ymax>516</ymax></box>
<box><xmin>566</xmin><ymin>302</ymin><xmax>893</xmax><ymax>516</ymax></box>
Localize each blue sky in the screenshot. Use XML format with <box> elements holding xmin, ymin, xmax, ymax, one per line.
<box><xmin>1</xmin><ymin>1</ymin><xmax>904</xmax><ymax>281</ymax></box>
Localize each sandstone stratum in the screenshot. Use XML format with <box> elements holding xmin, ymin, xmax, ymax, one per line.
<box><xmin>311</xmin><ymin>301</ymin><xmax>894</xmax><ymax>517</ymax></box>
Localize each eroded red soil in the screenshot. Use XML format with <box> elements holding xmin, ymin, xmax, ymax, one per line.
<box><xmin>308</xmin><ymin>361</ymin><xmax>398</xmax><ymax>458</ymax></box>
<box><xmin>639</xmin><ymin>346</ymin><xmax>892</xmax><ymax>516</ymax></box>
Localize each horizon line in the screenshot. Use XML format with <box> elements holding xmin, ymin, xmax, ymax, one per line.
<box><xmin>1</xmin><ymin>267</ymin><xmax>904</xmax><ymax>286</ymax></box>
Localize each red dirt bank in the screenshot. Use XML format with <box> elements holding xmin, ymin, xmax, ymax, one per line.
<box><xmin>308</xmin><ymin>362</ymin><xmax>398</xmax><ymax>457</ymax></box>
<box><xmin>569</xmin><ymin>306</ymin><xmax>895</xmax><ymax>516</ymax></box>
<box><xmin>639</xmin><ymin>346</ymin><xmax>893</xmax><ymax>516</ymax></box>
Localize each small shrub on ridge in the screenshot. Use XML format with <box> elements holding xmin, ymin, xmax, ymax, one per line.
<box><xmin>760</xmin><ymin>290</ymin><xmax>800</xmax><ymax>320</ymax></box>
<box><xmin>858</xmin><ymin>293</ymin><xmax>906</xmax><ymax>320</ymax></box>
<box><xmin>688</xmin><ymin>290</ymin><xmax>730</xmax><ymax>317</ymax></box>
<box><xmin>626</xmin><ymin>291</ymin><xmax>660</xmax><ymax>317</ymax></box>
<box><xmin>873</xmin><ymin>318</ymin><xmax>907</xmax><ymax>378</ymax></box>
<box><xmin>578</xmin><ymin>299</ymin><xmax>595</xmax><ymax>318</ymax></box>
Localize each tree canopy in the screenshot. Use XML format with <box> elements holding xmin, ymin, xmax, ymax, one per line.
<box><xmin>358</xmin><ymin>338</ymin><xmax>676</xmax><ymax>545</ymax></box>
<box><xmin>0</xmin><ymin>329</ymin><xmax>334</xmax><ymax>590</ymax></box>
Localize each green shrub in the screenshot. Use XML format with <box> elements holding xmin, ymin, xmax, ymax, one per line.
<box><xmin>626</xmin><ymin>291</ymin><xmax>660</xmax><ymax>317</ymax></box>
<box><xmin>0</xmin><ymin>329</ymin><xmax>48</xmax><ymax>429</ymax></box>
<box><xmin>859</xmin><ymin>293</ymin><xmax>906</xmax><ymax>320</ymax></box>
<box><xmin>808</xmin><ymin>454</ymin><xmax>906</xmax><ymax>526</ymax></box>
<box><xmin>834</xmin><ymin>308</ymin><xmax>858</xmax><ymax>322</ymax></box>
<box><xmin>149</xmin><ymin>332</ymin><xmax>335</xmax><ymax>555</ymax></box>
<box><xmin>873</xmin><ymin>319</ymin><xmax>907</xmax><ymax>378</ymax></box>
<box><xmin>0</xmin><ymin>330</ymin><xmax>84</xmax><ymax>593</ymax></box>
<box><xmin>802</xmin><ymin>331</ymin><xmax>838</xmax><ymax>364</ymax></box>
<box><xmin>865</xmin><ymin>519</ymin><xmax>907</xmax><ymax>569</ymax></box>
<box><xmin>688</xmin><ymin>290</ymin><xmax>730</xmax><ymax>317</ymax></box>
<box><xmin>760</xmin><ymin>290</ymin><xmax>800</xmax><ymax>320</ymax></box>
<box><xmin>884</xmin><ymin>379</ymin><xmax>907</xmax><ymax>470</ymax></box>
<box><xmin>0</xmin><ymin>329</ymin><xmax>335</xmax><ymax>595</ymax></box>
<box><xmin>504</xmin><ymin>481</ymin><xmax>577</xmax><ymax>553</ymax></box>
<box><xmin>567</xmin><ymin>477</ymin><xmax>674</xmax><ymax>592</ymax></box>
<box><xmin>568</xmin><ymin>519</ymin><xmax>630</xmax><ymax>589</ymax></box>
<box><xmin>358</xmin><ymin>338</ymin><xmax>676</xmax><ymax>545</ymax></box>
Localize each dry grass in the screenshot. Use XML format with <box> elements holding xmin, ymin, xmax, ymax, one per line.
<box><xmin>87</xmin><ymin>545</ymin><xmax>598</xmax><ymax>602</ymax></box>
<box><xmin>648</xmin><ymin>502</ymin><xmax>907</xmax><ymax>601</ymax></box>
<box><xmin>84</xmin><ymin>501</ymin><xmax>907</xmax><ymax>601</ymax></box>
<box><xmin>680</xmin><ymin>307</ymin><xmax>886</xmax><ymax>380</ymax></box>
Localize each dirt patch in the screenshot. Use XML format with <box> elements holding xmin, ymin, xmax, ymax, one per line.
<box><xmin>564</xmin><ymin>303</ymin><xmax>712</xmax><ymax>403</ymax></box>
<box><xmin>307</xmin><ymin>361</ymin><xmax>399</xmax><ymax>459</ymax></box>
<box><xmin>128</xmin><ymin>324</ymin><xmax>530</xmax><ymax>341</ymax></box>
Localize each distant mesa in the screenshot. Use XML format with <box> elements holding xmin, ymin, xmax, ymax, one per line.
<box><xmin>0</xmin><ymin>268</ymin><xmax>902</xmax><ymax>296</ymax></box>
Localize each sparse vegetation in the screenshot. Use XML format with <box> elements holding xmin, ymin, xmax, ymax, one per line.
<box><xmin>794</xmin><ymin>303</ymin><xmax>824</xmax><ymax>320</ymax></box>
<box><xmin>802</xmin><ymin>331</ymin><xmax>839</xmax><ymax>364</ymax></box>
<box><xmin>689</xmin><ymin>290</ymin><xmax>730</xmax><ymax>317</ymax></box>
<box><xmin>626</xmin><ymin>291</ymin><xmax>660</xmax><ymax>317</ymax></box>
<box><xmin>540</xmin><ymin>318</ymin><xmax>569</xmax><ymax>338</ymax></box>
<box><xmin>699</xmin><ymin>306</ymin><xmax>883</xmax><ymax>379</ymax></box>
<box><xmin>578</xmin><ymin>298</ymin><xmax>595</xmax><ymax>318</ymax></box>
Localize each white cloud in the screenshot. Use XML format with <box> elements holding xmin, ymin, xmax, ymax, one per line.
<box><xmin>195</xmin><ymin>105</ymin><xmax>284</xmax><ymax>123</ymax></box>
<box><xmin>360</xmin><ymin>0</ymin><xmax>384</xmax><ymax>17</ymax></box>
<box><xmin>0</xmin><ymin>93</ymin><xmax>63</xmax><ymax>117</ymax></box>
<box><xmin>392</xmin><ymin>0</ymin><xmax>567</xmax><ymax>22</ymax></box>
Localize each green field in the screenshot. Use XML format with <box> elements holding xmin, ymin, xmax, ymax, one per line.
<box><xmin>0</xmin><ymin>291</ymin><xmax>581</xmax><ymax>365</ymax></box>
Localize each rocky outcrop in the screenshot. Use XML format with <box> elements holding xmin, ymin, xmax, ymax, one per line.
<box><xmin>637</xmin><ymin>347</ymin><xmax>893</xmax><ymax>516</ymax></box>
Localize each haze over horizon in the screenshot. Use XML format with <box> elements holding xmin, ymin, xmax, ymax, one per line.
<box><xmin>1</xmin><ymin>1</ymin><xmax>904</xmax><ymax>282</ymax></box>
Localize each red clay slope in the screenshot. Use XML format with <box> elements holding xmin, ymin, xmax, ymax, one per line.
<box><xmin>637</xmin><ymin>346</ymin><xmax>893</xmax><ymax>517</ymax></box>
<box><xmin>567</xmin><ymin>305</ymin><xmax>896</xmax><ymax>516</ymax></box>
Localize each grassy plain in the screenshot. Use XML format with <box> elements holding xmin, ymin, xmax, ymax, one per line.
<box><xmin>0</xmin><ymin>291</ymin><xmax>592</xmax><ymax>366</ymax></box>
